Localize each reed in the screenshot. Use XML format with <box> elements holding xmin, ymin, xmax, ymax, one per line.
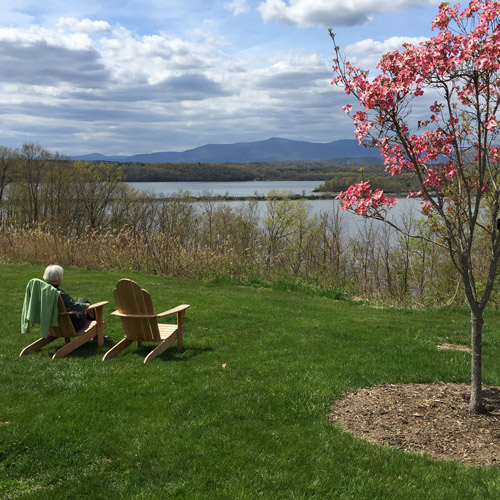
<box><xmin>0</xmin><ymin>206</ymin><xmax>465</xmax><ymax>308</ymax></box>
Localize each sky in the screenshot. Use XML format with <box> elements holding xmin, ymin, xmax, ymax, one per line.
<box><xmin>0</xmin><ymin>0</ymin><xmax>444</xmax><ymax>156</ymax></box>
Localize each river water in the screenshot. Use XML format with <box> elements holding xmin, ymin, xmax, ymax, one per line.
<box><xmin>127</xmin><ymin>180</ymin><xmax>422</xmax><ymax>237</ymax></box>
<box><xmin>128</xmin><ymin>180</ymin><xmax>323</xmax><ymax>198</ymax></box>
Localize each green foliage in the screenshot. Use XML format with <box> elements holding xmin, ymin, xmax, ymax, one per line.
<box><xmin>2</xmin><ymin>145</ymin><xmax>126</xmax><ymax>235</ymax></box>
<box><xmin>115</xmin><ymin>160</ymin><xmax>384</xmax><ymax>182</ymax></box>
<box><xmin>2</xmin><ymin>263</ymin><xmax>500</xmax><ymax>498</ymax></box>
<box><xmin>316</xmin><ymin>172</ymin><xmax>419</xmax><ymax>195</ymax></box>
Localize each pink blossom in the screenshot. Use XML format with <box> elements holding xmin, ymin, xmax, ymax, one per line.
<box><xmin>336</xmin><ymin>181</ymin><xmax>397</xmax><ymax>216</ymax></box>
<box><xmin>352</xmin><ymin>111</ymin><xmax>367</xmax><ymax>124</ymax></box>
<box><xmin>485</xmin><ymin>117</ymin><xmax>498</xmax><ymax>131</ymax></box>
<box><xmin>445</xmin><ymin>164</ymin><xmax>458</xmax><ymax>180</ymax></box>
<box><xmin>421</xmin><ymin>200</ymin><xmax>432</xmax><ymax>216</ymax></box>
<box><xmin>430</xmin><ymin>101</ymin><xmax>441</xmax><ymax>113</ymax></box>
<box><xmin>490</xmin><ymin>147</ymin><xmax>500</xmax><ymax>163</ymax></box>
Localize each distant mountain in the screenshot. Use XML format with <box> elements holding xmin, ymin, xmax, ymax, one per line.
<box><xmin>71</xmin><ymin>152</ymin><xmax>129</xmax><ymax>162</ymax></box>
<box><xmin>72</xmin><ymin>137</ymin><xmax>382</xmax><ymax>163</ymax></box>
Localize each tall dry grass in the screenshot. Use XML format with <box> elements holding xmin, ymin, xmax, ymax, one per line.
<box><xmin>0</xmin><ymin>200</ymin><xmax>465</xmax><ymax>308</ymax></box>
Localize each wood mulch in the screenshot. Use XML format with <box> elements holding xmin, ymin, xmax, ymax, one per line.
<box><xmin>437</xmin><ymin>343</ymin><xmax>471</xmax><ymax>353</ymax></box>
<box><xmin>329</xmin><ymin>382</ymin><xmax>500</xmax><ymax>467</ymax></box>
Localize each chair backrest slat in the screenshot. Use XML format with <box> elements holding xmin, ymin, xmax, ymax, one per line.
<box><xmin>113</xmin><ymin>279</ymin><xmax>160</xmax><ymax>341</ymax></box>
<box><xmin>49</xmin><ymin>296</ymin><xmax>77</xmax><ymax>338</ymax></box>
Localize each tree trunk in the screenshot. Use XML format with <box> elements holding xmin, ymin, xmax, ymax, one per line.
<box><xmin>469</xmin><ymin>309</ymin><xmax>484</xmax><ymax>413</ymax></box>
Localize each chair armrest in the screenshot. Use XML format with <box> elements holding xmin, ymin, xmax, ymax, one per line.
<box><xmin>86</xmin><ymin>301</ymin><xmax>109</xmax><ymax>310</ymax></box>
<box><xmin>111</xmin><ymin>304</ymin><xmax>190</xmax><ymax>319</ymax></box>
<box><xmin>111</xmin><ymin>311</ymin><xmax>156</xmax><ymax>318</ymax></box>
<box><xmin>60</xmin><ymin>301</ymin><xmax>109</xmax><ymax>315</ymax></box>
<box><xmin>156</xmin><ymin>304</ymin><xmax>190</xmax><ymax>317</ymax></box>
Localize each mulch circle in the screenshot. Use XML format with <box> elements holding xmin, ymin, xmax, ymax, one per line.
<box><xmin>329</xmin><ymin>383</ymin><xmax>500</xmax><ymax>467</ymax></box>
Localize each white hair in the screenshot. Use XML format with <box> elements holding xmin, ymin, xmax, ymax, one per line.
<box><xmin>43</xmin><ymin>264</ymin><xmax>64</xmax><ymax>284</ymax></box>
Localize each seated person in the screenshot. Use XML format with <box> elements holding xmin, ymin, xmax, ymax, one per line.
<box><xmin>43</xmin><ymin>264</ymin><xmax>94</xmax><ymax>330</ymax></box>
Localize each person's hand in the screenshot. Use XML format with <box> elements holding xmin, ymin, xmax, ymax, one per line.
<box><xmin>86</xmin><ymin>304</ymin><xmax>95</xmax><ymax>319</ymax></box>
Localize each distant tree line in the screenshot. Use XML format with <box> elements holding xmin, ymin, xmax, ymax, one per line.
<box><xmin>315</xmin><ymin>171</ymin><xmax>419</xmax><ymax>195</ymax></box>
<box><xmin>112</xmin><ymin>159</ymin><xmax>387</xmax><ymax>183</ymax></box>
<box><xmin>97</xmin><ymin>159</ymin><xmax>415</xmax><ymax>194</ymax></box>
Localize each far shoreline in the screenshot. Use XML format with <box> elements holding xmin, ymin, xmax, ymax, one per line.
<box><xmin>146</xmin><ymin>191</ymin><xmax>409</xmax><ymax>202</ymax></box>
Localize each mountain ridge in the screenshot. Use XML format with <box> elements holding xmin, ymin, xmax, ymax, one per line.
<box><xmin>72</xmin><ymin>137</ymin><xmax>382</xmax><ymax>163</ymax></box>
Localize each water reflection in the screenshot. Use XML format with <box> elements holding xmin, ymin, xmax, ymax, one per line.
<box><xmin>127</xmin><ymin>180</ymin><xmax>323</xmax><ymax>198</ymax></box>
<box><xmin>127</xmin><ymin>181</ymin><xmax>423</xmax><ymax>239</ymax></box>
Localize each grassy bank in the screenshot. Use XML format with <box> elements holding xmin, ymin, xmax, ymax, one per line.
<box><xmin>2</xmin><ymin>263</ymin><xmax>500</xmax><ymax>499</ymax></box>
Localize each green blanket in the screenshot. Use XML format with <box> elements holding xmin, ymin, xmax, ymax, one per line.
<box><xmin>21</xmin><ymin>279</ymin><xmax>60</xmax><ymax>338</ymax></box>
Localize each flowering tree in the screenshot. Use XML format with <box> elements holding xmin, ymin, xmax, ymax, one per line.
<box><xmin>330</xmin><ymin>0</ymin><xmax>500</xmax><ymax>413</ymax></box>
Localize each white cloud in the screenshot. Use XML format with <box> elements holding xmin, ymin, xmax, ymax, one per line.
<box><xmin>97</xmin><ymin>27</ymin><xmax>235</xmax><ymax>88</ymax></box>
<box><xmin>0</xmin><ymin>26</ymin><xmax>94</xmax><ymax>50</ymax></box>
<box><xmin>0</xmin><ymin>26</ymin><xmax>107</xmax><ymax>87</ymax></box>
<box><xmin>57</xmin><ymin>17</ymin><xmax>111</xmax><ymax>34</ymax></box>
<box><xmin>258</xmin><ymin>0</ymin><xmax>441</xmax><ymax>27</ymax></box>
<box><xmin>252</xmin><ymin>52</ymin><xmax>331</xmax><ymax>90</ymax></box>
<box><xmin>224</xmin><ymin>0</ymin><xmax>250</xmax><ymax>16</ymax></box>
<box><xmin>344</xmin><ymin>36</ymin><xmax>429</xmax><ymax>69</ymax></box>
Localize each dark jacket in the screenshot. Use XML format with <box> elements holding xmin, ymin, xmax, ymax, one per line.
<box><xmin>52</xmin><ymin>286</ymin><xmax>88</xmax><ymax>312</ymax></box>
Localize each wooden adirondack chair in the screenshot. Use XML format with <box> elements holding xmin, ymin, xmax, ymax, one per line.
<box><xmin>103</xmin><ymin>278</ymin><xmax>190</xmax><ymax>363</ymax></box>
<box><xmin>20</xmin><ymin>294</ymin><xmax>109</xmax><ymax>359</ymax></box>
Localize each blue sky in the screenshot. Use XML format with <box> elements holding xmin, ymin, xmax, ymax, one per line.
<box><xmin>0</xmin><ymin>0</ymin><xmax>442</xmax><ymax>156</ymax></box>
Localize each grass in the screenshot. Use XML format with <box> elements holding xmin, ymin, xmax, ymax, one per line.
<box><xmin>227</xmin><ymin>275</ymin><xmax>349</xmax><ymax>300</ymax></box>
<box><xmin>2</xmin><ymin>262</ymin><xmax>500</xmax><ymax>498</ymax></box>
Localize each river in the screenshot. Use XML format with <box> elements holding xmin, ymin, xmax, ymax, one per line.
<box><xmin>127</xmin><ymin>180</ymin><xmax>323</xmax><ymax>198</ymax></box>
<box><xmin>127</xmin><ymin>180</ymin><xmax>423</xmax><ymax>237</ymax></box>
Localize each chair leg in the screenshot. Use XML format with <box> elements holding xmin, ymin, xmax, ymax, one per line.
<box><xmin>97</xmin><ymin>322</ymin><xmax>107</xmax><ymax>347</ymax></box>
<box><xmin>102</xmin><ymin>338</ymin><xmax>133</xmax><ymax>361</ymax></box>
<box><xmin>94</xmin><ymin>307</ymin><xmax>106</xmax><ymax>347</ymax></box>
<box><xmin>52</xmin><ymin>329</ymin><xmax>96</xmax><ymax>359</ymax></box>
<box><xmin>176</xmin><ymin>327</ymin><xmax>184</xmax><ymax>352</ymax></box>
<box><xmin>144</xmin><ymin>334</ymin><xmax>177</xmax><ymax>363</ymax></box>
<box><xmin>19</xmin><ymin>336</ymin><xmax>57</xmax><ymax>357</ymax></box>
<box><xmin>177</xmin><ymin>311</ymin><xmax>185</xmax><ymax>351</ymax></box>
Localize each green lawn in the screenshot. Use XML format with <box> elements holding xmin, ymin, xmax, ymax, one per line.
<box><xmin>2</xmin><ymin>263</ymin><xmax>500</xmax><ymax>499</ymax></box>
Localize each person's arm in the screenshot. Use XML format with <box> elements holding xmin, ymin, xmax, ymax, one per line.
<box><xmin>59</xmin><ymin>289</ymin><xmax>89</xmax><ymax>312</ymax></box>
